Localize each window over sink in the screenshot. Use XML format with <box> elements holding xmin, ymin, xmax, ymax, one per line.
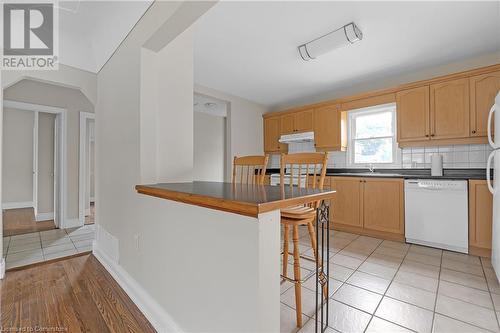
<box><xmin>347</xmin><ymin>103</ymin><xmax>400</xmax><ymax>166</ymax></box>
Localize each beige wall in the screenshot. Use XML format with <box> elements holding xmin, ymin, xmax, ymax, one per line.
<box><xmin>37</xmin><ymin>112</ymin><xmax>55</xmax><ymax>215</ymax></box>
<box><xmin>4</xmin><ymin>80</ymin><xmax>94</xmax><ymax>221</ymax></box>
<box><xmin>2</xmin><ymin>108</ymin><xmax>34</xmax><ymax>204</ymax></box>
<box><xmin>194</xmin><ymin>84</ymin><xmax>269</xmax><ymax>180</ymax></box>
<box><xmin>193</xmin><ymin>111</ymin><xmax>225</xmax><ymax>182</ymax></box>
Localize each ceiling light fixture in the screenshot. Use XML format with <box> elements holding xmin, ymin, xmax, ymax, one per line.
<box><xmin>298</xmin><ymin>22</ymin><xmax>363</xmax><ymax>61</ymax></box>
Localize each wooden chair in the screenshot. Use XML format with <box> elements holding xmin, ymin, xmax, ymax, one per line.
<box><xmin>280</xmin><ymin>152</ymin><xmax>328</xmax><ymax>327</ymax></box>
<box><xmin>232</xmin><ymin>155</ymin><xmax>269</xmax><ymax>185</ymax></box>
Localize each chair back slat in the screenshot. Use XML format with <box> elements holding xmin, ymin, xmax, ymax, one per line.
<box><xmin>279</xmin><ymin>152</ymin><xmax>329</xmax><ymax>208</ymax></box>
<box><xmin>232</xmin><ymin>155</ymin><xmax>269</xmax><ymax>185</ymax></box>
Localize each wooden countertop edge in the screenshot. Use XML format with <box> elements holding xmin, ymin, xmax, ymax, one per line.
<box><xmin>135</xmin><ymin>185</ymin><xmax>336</xmax><ymax>218</ymax></box>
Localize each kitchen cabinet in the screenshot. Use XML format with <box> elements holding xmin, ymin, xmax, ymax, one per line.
<box><xmin>363</xmin><ymin>178</ymin><xmax>404</xmax><ymax>235</ymax></box>
<box><xmin>313</xmin><ymin>104</ymin><xmax>344</xmax><ymax>151</ymax></box>
<box><xmin>469</xmin><ymin>180</ymin><xmax>493</xmax><ymax>256</ymax></box>
<box><xmin>430</xmin><ymin>78</ymin><xmax>470</xmax><ymax>140</ymax></box>
<box><xmin>264</xmin><ymin>116</ymin><xmax>283</xmax><ymax>153</ymax></box>
<box><xmin>330</xmin><ymin>177</ymin><xmax>363</xmax><ymax>228</ymax></box>
<box><xmin>330</xmin><ymin>177</ymin><xmax>404</xmax><ymax>240</ymax></box>
<box><xmin>280</xmin><ymin>109</ymin><xmax>313</xmax><ymax>134</ymax></box>
<box><xmin>396</xmin><ymin>86</ymin><xmax>430</xmax><ymax>142</ymax></box>
<box><xmin>470</xmin><ymin>71</ymin><xmax>500</xmax><ymax>137</ymax></box>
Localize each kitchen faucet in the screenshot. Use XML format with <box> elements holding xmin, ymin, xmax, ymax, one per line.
<box><xmin>368</xmin><ymin>164</ymin><xmax>375</xmax><ymax>173</ymax></box>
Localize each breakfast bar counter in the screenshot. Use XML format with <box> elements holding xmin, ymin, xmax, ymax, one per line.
<box><xmin>136</xmin><ymin>181</ymin><xmax>336</xmax><ymax>217</ymax></box>
<box><xmin>135</xmin><ymin>181</ymin><xmax>335</xmax><ymax>332</ymax></box>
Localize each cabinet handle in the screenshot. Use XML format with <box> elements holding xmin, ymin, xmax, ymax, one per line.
<box><xmin>431</xmin><ymin>134</ymin><xmax>435</xmax><ymax>137</ymax></box>
<box><xmin>472</xmin><ymin>130</ymin><xmax>477</xmax><ymax>134</ymax></box>
<box><xmin>425</xmin><ymin>134</ymin><xmax>429</xmax><ymax>137</ymax></box>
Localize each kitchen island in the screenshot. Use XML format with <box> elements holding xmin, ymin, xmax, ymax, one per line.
<box><xmin>135</xmin><ymin>181</ymin><xmax>335</xmax><ymax>332</ymax></box>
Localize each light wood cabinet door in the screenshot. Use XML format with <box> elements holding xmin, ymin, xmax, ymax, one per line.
<box><xmin>470</xmin><ymin>71</ymin><xmax>500</xmax><ymax>137</ymax></box>
<box><xmin>294</xmin><ymin>109</ymin><xmax>314</xmax><ymax>133</ymax></box>
<box><xmin>314</xmin><ymin>105</ymin><xmax>341</xmax><ymax>150</ymax></box>
<box><xmin>430</xmin><ymin>78</ymin><xmax>470</xmax><ymax>139</ymax></box>
<box><xmin>396</xmin><ymin>86</ymin><xmax>430</xmax><ymax>142</ymax></box>
<box><xmin>469</xmin><ymin>180</ymin><xmax>493</xmax><ymax>252</ymax></box>
<box><xmin>330</xmin><ymin>177</ymin><xmax>363</xmax><ymax>228</ymax></box>
<box><xmin>280</xmin><ymin>114</ymin><xmax>295</xmax><ymax>134</ymax></box>
<box><xmin>264</xmin><ymin>117</ymin><xmax>282</xmax><ymax>152</ymax></box>
<box><xmin>362</xmin><ymin>178</ymin><xmax>404</xmax><ymax>235</ymax></box>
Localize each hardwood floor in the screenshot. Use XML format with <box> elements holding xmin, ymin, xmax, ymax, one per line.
<box><xmin>0</xmin><ymin>254</ymin><xmax>156</xmax><ymax>333</ymax></box>
<box><xmin>3</xmin><ymin>208</ymin><xmax>56</xmax><ymax>237</ymax></box>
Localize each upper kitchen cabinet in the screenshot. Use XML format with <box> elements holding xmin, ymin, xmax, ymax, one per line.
<box><xmin>430</xmin><ymin>78</ymin><xmax>470</xmax><ymax>140</ymax></box>
<box><xmin>280</xmin><ymin>109</ymin><xmax>313</xmax><ymax>134</ymax></box>
<box><xmin>313</xmin><ymin>104</ymin><xmax>345</xmax><ymax>151</ymax></box>
<box><xmin>470</xmin><ymin>71</ymin><xmax>500</xmax><ymax>137</ymax></box>
<box><xmin>264</xmin><ymin>116</ymin><xmax>283</xmax><ymax>153</ymax></box>
<box><xmin>396</xmin><ymin>86</ymin><xmax>430</xmax><ymax>143</ymax></box>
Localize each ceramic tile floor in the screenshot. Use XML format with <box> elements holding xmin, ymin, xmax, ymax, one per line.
<box><xmin>2</xmin><ymin>224</ymin><xmax>95</xmax><ymax>270</ymax></box>
<box><xmin>281</xmin><ymin>227</ymin><xmax>500</xmax><ymax>333</ymax></box>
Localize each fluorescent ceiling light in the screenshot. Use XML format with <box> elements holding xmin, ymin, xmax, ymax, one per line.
<box><xmin>298</xmin><ymin>22</ymin><xmax>363</xmax><ymax>61</ymax></box>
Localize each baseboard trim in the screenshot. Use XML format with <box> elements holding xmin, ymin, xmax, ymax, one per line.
<box><xmin>36</xmin><ymin>212</ymin><xmax>54</xmax><ymax>222</ymax></box>
<box><xmin>93</xmin><ymin>243</ymin><xmax>182</xmax><ymax>333</ymax></box>
<box><xmin>0</xmin><ymin>258</ymin><xmax>5</xmax><ymax>279</ymax></box>
<box><xmin>62</xmin><ymin>218</ymin><xmax>83</xmax><ymax>229</ymax></box>
<box><xmin>2</xmin><ymin>201</ymin><xmax>33</xmax><ymax>210</ymax></box>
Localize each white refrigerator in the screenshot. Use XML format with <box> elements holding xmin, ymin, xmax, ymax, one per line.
<box><xmin>487</xmin><ymin>91</ymin><xmax>500</xmax><ymax>280</ymax></box>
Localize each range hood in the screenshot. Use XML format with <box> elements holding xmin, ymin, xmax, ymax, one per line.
<box><xmin>279</xmin><ymin>131</ymin><xmax>315</xmax><ymax>143</ymax></box>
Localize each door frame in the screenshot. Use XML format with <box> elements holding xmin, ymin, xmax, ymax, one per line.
<box><xmin>3</xmin><ymin>100</ymin><xmax>67</xmax><ymax>228</ymax></box>
<box><xmin>79</xmin><ymin>112</ymin><xmax>95</xmax><ymax>225</ymax></box>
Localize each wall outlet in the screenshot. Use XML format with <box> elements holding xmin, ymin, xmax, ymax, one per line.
<box><xmin>134</xmin><ymin>234</ymin><xmax>140</xmax><ymax>251</ymax></box>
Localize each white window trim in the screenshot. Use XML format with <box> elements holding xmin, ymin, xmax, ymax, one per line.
<box><xmin>347</xmin><ymin>103</ymin><xmax>401</xmax><ymax>168</ymax></box>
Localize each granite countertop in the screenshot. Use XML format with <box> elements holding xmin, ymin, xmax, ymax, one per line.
<box><xmin>265</xmin><ymin>168</ymin><xmax>490</xmax><ymax>180</ymax></box>
<box><xmin>136</xmin><ymin>181</ymin><xmax>336</xmax><ymax>217</ymax></box>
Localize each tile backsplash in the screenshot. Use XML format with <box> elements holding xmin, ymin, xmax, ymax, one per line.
<box><xmin>268</xmin><ymin>142</ymin><xmax>493</xmax><ymax>169</ymax></box>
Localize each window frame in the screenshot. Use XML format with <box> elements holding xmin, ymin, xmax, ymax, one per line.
<box><xmin>347</xmin><ymin>103</ymin><xmax>401</xmax><ymax>167</ymax></box>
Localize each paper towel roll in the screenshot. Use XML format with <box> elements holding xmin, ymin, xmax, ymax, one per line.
<box><xmin>431</xmin><ymin>154</ymin><xmax>443</xmax><ymax>177</ymax></box>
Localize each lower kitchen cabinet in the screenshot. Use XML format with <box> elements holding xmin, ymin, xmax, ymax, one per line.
<box><xmin>469</xmin><ymin>180</ymin><xmax>493</xmax><ymax>257</ymax></box>
<box><xmin>330</xmin><ymin>177</ymin><xmax>405</xmax><ymax>241</ymax></box>
<box><xmin>363</xmin><ymin>178</ymin><xmax>404</xmax><ymax>236</ymax></box>
<box><xmin>330</xmin><ymin>177</ymin><xmax>363</xmax><ymax>228</ymax></box>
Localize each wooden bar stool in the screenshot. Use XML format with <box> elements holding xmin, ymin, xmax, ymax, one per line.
<box><xmin>232</xmin><ymin>155</ymin><xmax>269</xmax><ymax>184</ymax></box>
<box><xmin>280</xmin><ymin>152</ymin><xmax>328</xmax><ymax>327</ymax></box>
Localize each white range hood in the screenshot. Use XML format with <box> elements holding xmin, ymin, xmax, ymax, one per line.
<box><xmin>279</xmin><ymin>131</ymin><xmax>315</xmax><ymax>144</ymax></box>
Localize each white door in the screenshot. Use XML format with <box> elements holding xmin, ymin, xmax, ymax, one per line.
<box><xmin>53</xmin><ymin>115</ymin><xmax>60</xmax><ymax>228</ymax></box>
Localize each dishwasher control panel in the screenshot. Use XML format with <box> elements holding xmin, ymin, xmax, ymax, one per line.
<box><xmin>405</xmin><ymin>179</ymin><xmax>467</xmax><ymax>191</ymax></box>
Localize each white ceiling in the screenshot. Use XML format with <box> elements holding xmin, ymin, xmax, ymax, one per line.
<box><xmin>194</xmin><ymin>1</ymin><xmax>500</xmax><ymax>109</ymax></box>
<box><xmin>59</xmin><ymin>1</ymin><xmax>152</xmax><ymax>73</ymax></box>
<box><xmin>194</xmin><ymin>93</ymin><xmax>227</xmax><ymax>117</ymax></box>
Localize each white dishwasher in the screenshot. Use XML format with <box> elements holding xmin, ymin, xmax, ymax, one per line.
<box><xmin>404</xmin><ymin>179</ymin><xmax>468</xmax><ymax>253</ymax></box>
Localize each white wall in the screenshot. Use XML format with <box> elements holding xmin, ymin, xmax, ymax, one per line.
<box><xmin>37</xmin><ymin>112</ymin><xmax>55</xmax><ymax>215</ymax></box>
<box><xmin>193</xmin><ymin>112</ymin><xmax>225</xmax><ymax>181</ymax></box>
<box><xmin>194</xmin><ymin>84</ymin><xmax>269</xmax><ymax>180</ymax></box>
<box><xmin>96</xmin><ymin>2</ymin><xmax>217</xmax><ymax>331</ymax></box>
<box><xmin>275</xmin><ymin>51</ymin><xmax>500</xmax><ymax>110</ymax></box>
<box><xmin>4</xmin><ymin>80</ymin><xmax>94</xmax><ymax>221</ymax></box>
<box><xmin>2</xmin><ymin>108</ymin><xmax>34</xmax><ymax>205</ymax></box>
